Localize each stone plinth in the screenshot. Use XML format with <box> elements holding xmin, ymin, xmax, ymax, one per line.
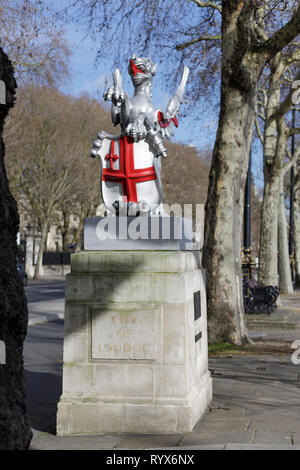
<box><xmin>57</xmin><ymin>251</ymin><xmax>212</xmax><ymax>435</ymax></box>
<box><xmin>84</xmin><ymin>216</ymin><xmax>196</xmax><ymax>251</ymax></box>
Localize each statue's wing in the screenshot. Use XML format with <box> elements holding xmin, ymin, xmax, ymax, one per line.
<box><xmin>156</xmin><ymin>65</ymin><xmax>189</xmax><ymax>138</ymax></box>
<box><xmin>165</xmin><ymin>64</ymin><xmax>189</xmax><ymax>120</ymax></box>
<box><xmin>112</xmin><ymin>68</ymin><xmax>123</xmax><ymax>107</ymax></box>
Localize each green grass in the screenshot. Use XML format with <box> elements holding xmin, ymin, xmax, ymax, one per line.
<box><xmin>208</xmin><ymin>342</ymin><xmax>251</xmax><ymax>355</ymax></box>
<box><xmin>208</xmin><ymin>340</ymin><xmax>292</xmax><ymax>356</ymax></box>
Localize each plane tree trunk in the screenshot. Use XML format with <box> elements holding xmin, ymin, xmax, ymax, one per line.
<box><xmin>258</xmin><ymin>56</ymin><xmax>283</xmax><ymax>286</ymax></box>
<box><xmin>294</xmin><ymin>172</ymin><xmax>300</xmax><ymax>288</ymax></box>
<box><xmin>278</xmin><ymin>175</ymin><xmax>293</xmax><ymax>293</ymax></box>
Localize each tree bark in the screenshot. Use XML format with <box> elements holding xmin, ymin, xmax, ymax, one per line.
<box><xmin>0</xmin><ymin>48</ymin><xmax>32</xmax><ymax>449</ymax></box>
<box><xmin>33</xmin><ymin>221</ymin><xmax>48</xmax><ymax>280</ymax></box>
<box><xmin>278</xmin><ymin>175</ymin><xmax>293</xmax><ymax>293</ymax></box>
<box><xmin>294</xmin><ymin>178</ymin><xmax>300</xmax><ymax>288</ymax></box>
<box><xmin>259</xmin><ymin>172</ymin><xmax>280</xmax><ymax>286</ymax></box>
<box><xmin>204</xmin><ymin>82</ymin><xmax>257</xmax><ymax>344</ymax></box>
<box><xmin>258</xmin><ymin>59</ymin><xmax>282</xmax><ymax>286</ymax></box>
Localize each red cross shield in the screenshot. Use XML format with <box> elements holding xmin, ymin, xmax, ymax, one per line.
<box><xmin>99</xmin><ymin>135</ymin><xmax>162</xmax><ymax>213</ymax></box>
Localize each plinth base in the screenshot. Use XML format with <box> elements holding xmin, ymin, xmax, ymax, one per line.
<box><xmin>57</xmin><ymin>251</ymin><xmax>212</xmax><ymax>435</ymax></box>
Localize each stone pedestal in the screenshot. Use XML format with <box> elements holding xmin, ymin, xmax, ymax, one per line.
<box><xmin>57</xmin><ymin>250</ymin><xmax>212</xmax><ymax>435</ymax></box>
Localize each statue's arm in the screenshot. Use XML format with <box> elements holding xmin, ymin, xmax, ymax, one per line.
<box><xmin>111</xmin><ymin>104</ymin><xmax>120</xmax><ymax>126</ymax></box>
<box><xmin>103</xmin><ymin>68</ymin><xmax>127</xmax><ymax>107</ymax></box>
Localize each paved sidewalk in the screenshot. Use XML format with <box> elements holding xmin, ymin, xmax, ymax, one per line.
<box><xmin>29</xmin><ymin>353</ymin><xmax>300</xmax><ymax>450</ymax></box>
<box><xmin>246</xmin><ymin>291</ymin><xmax>300</xmax><ymax>338</ymax></box>
<box><xmin>28</xmin><ymin>291</ymin><xmax>300</xmax><ymax>450</ymax></box>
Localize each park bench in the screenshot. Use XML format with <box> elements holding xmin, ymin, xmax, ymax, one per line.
<box><xmin>243</xmin><ymin>279</ymin><xmax>279</xmax><ymax>315</ymax></box>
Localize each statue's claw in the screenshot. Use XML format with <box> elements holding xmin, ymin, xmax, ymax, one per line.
<box><xmin>103</xmin><ymin>68</ymin><xmax>126</xmax><ymax>107</ymax></box>
<box><xmin>124</xmin><ymin>121</ymin><xmax>148</xmax><ymax>142</ymax></box>
<box><xmin>103</xmin><ymin>86</ymin><xmax>114</xmax><ymax>102</ymax></box>
<box><xmin>90</xmin><ymin>148</ymin><xmax>99</xmax><ymax>158</ymax></box>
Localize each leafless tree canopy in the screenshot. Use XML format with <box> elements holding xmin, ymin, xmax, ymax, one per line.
<box><xmin>60</xmin><ymin>1</ymin><xmax>299</xmax><ymax>107</ymax></box>
<box><xmin>0</xmin><ymin>0</ymin><xmax>70</xmax><ymax>85</ymax></box>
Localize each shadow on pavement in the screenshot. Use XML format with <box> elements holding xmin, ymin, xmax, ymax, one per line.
<box><xmin>25</xmin><ymin>369</ymin><xmax>62</xmax><ymax>434</ymax></box>
<box><xmin>24</xmin><ymin>318</ymin><xmax>64</xmax><ymax>435</ymax></box>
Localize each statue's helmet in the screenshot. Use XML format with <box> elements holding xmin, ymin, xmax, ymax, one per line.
<box><xmin>128</xmin><ymin>54</ymin><xmax>157</xmax><ymax>79</ymax></box>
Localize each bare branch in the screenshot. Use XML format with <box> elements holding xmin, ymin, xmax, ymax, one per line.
<box><xmin>255</xmin><ymin>116</ymin><xmax>264</xmax><ymax>146</ymax></box>
<box><xmin>254</xmin><ymin>24</ymin><xmax>269</xmax><ymax>42</ymax></box>
<box><xmin>285</xmin><ymin>48</ymin><xmax>300</xmax><ymax>65</ymax></box>
<box><xmin>257</xmin><ymin>112</ymin><xmax>266</xmax><ymax>121</ymax></box>
<box><xmin>275</xmin><ymin>69</ymin><xmax>300</xmax><ymax>120</ymax></box>
<box><xmin>176</xmin><ymin>34</ymin><xmax>221</xmax><ymax>50</ymax></box>
<box><xmin>259</xmin><ymin>4</ymin><xmax>300</xmax><ymax>59</ymax></box>
<box><xmin>189</xmin><ymin>0</ymin><xmax>222</xmax><ymax>14</ymax></box>
<box><xmin>282</xmin><ymin>142</ymin><xmax>300</xmax><ymax>174</ymax></box>
<box><xmin>289</xmin><ymin>127</ymin><xmax>300</xmax><ymax>136</ymax></box>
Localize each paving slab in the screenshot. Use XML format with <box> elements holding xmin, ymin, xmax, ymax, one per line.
<box><xmin>30</xmin><ymin>429</ymin><xmax>123</xmax><ymax>450</ymax></box>
<box><xmin>114</xmin><ymin>434</ymin><xmax>183</xmax><ymax>449</ymax></box>
<box><xmin>253</xmin><ymin>431</ymin><xmax>293</xmax><ymax>446</ymax></box>
<box><xmin>206</xmin><ymin>404</ymin><xmax>246</xmax><ymax>419</ymax></box>
<box><xmin>249</xmin><ymin>415</ymin><xmax>300</xmax><ymax>433</ymax></box>
<box><xmin>178</xmin><ymin>431</ymin><xmax>253</xmax><ymax>447</ymax></box>
<box><xmin>193</xmin><ymin>418</ymin><xmax>251</xmax><ymax>433</ymax></box>
<box><xmin>244</xmin><ymin>404</ymin><xmax>294</xmax><ymax>417</ymax></box>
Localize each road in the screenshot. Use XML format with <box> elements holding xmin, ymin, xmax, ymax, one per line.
<box><xmin>24</xmin><ymin>280</ymin><xmax>65</xmax><ymax>434</ymax></box>
<box><xmin>25</xmin><ymin>280</ymin><xmax>65</xmax><ymax>325</ymax></box>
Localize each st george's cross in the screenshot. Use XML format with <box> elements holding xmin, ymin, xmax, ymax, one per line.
<box><xmin>98</xmin><ymin>135</ymin><xmax>161</xmax><ymax>213</ymax></box>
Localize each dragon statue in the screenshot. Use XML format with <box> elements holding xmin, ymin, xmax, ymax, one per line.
<box><xmin>90</xmin><ymin>55</ymin><xmax>189</xmax><ymax>216</ymax></box>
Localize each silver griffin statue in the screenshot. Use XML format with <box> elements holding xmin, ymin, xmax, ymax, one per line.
<box><xmin>90</xmin><ymin>55</ymin><xmax>189</xmax><ymax>216</ymax></box>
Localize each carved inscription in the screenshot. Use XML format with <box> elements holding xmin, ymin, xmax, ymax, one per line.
<box><xmin>92</xmin><ymin>308</ymin><xmax>158</xmax><ymax>360</ymax></box>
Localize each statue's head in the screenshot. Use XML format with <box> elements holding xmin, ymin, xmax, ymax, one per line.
<box><xmin>128</xmin><ymin>54</ymin><xmax>157</xmax><ymax>86</ymax></box>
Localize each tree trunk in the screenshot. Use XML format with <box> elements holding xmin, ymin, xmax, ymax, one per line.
<box><xmin>33</xmin><ymin>222</ymin><xmax>48</xmax><ymax>280</ymax></box>
<box><xmin>294</xmin><ymin>187</ymin><xmax>300</xmax><ymax>288</ymax></box>
<box><xmin>202</xmin><ymin>1</ymin><xmax>269</xmax><ymax>345</ymax></box>
<box><xmin>0</xmin><ymin>48</ymin><xmax>32</xmax><ymax>449</ymax></box>
<box><xmin>203</xmin><ymin>79</ymin><xmax>256</xmax><ymax>344</ymax></box>
<box><xmin>258</xmin><ymin>56</ymin><xmax>282</xmax><ymax>287</ymax></box>
<box><xmin>259</xmin><ymin>173</ymin><xmax>280</xmax><ymax>286</ymax></box>
<box><xmin>278</xmin><ymin>175</ymin><xmax>293</xmax><ymax>293</ymax></box>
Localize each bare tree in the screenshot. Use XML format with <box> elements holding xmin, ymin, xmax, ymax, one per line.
<box><xmin>5</xmin><ymin>89</ymin><xmax>118</xmax><ymax>269</ymax></box>
<box><xmin>0</xmin><ymin>0</ymin><xmax>70</xmax><ymax>85</ymax></box>
<box><xmin>5</xmin><ymin>86</ymin><xmax>84</xmax><ymax>278</ymax></box>
<box><xmin>53</xmin><ymin>94</ymin><xmax>116</xmax><ymax>250</ymax></box>
<box><xmin>256</xmin><ymin>61</ymin><xmax>300</xmax><ymax>292</ymax></box>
